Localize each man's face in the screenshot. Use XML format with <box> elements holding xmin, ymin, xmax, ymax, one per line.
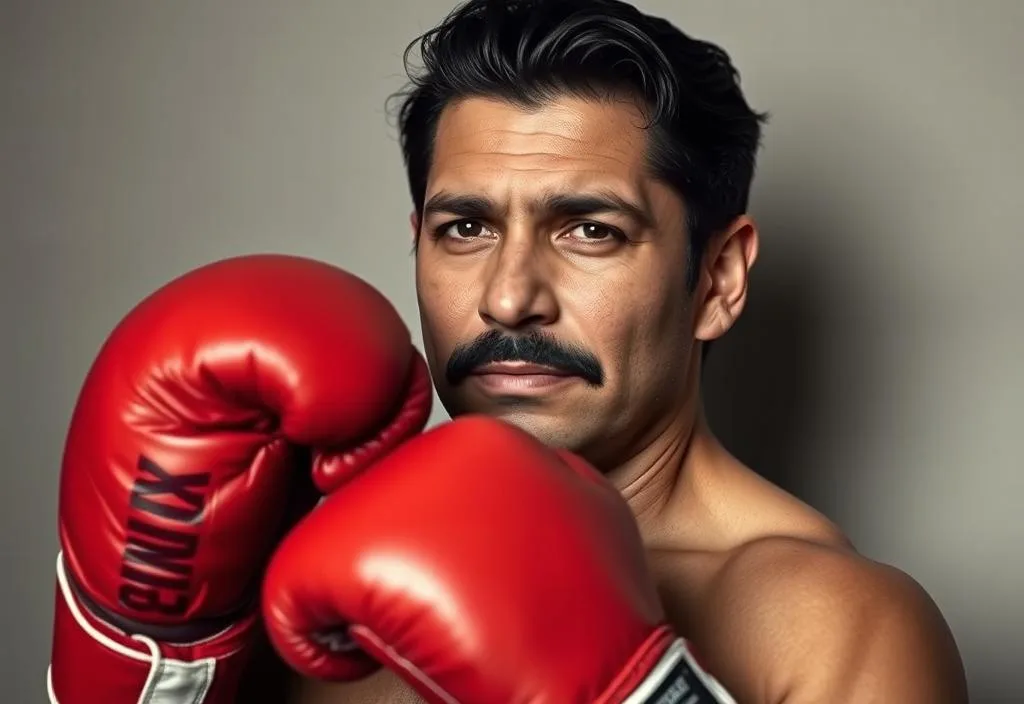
<box><xmin>414</xmin><ymin>95</ymin><xmax>702</xmax><ymax>465</ymax></box>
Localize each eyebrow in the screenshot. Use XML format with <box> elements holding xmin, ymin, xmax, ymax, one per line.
<box><xmin>423</xmin><ymin>190</ymin><xmax>655</xmax><ymax>229</ymax></box>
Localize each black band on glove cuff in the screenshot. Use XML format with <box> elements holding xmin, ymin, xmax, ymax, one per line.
<box><xmin>626</xmin><ymin>638</ymin><xmax>737</xmax><ymax>704</ymax></box>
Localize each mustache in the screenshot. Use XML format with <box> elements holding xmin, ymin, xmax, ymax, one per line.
<box><xmin>446</xmin><ymin>329</ymin><xmax>604</xmax><ymax>387</ymax></box>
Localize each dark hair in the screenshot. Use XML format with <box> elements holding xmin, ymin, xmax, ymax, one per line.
<box><xmin>392</xmin><ymin>0</ymin><xmax>767</xmax><ymax>289</ymax></box>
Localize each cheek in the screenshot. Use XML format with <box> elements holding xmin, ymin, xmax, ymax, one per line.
<box><xmin>416</xmin><ymin>257</ymin><xmax>482</xmax><ymax>358</ymax></box>
<box><xmin>635</xmin><ymin>294</ymin><xmax>696</xmax><ymax>387</ymax></box>
<box><xmin>563</xmin><ymin>284</ymin><xmax>638</xmax><ymax>378</ymax></box>
<box><xmin>580</xmin><ymin>282</ymin><xmax>691</xmax><ymax>386</ymax></box>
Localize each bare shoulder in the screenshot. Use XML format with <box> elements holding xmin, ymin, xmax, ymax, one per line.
<box><xmin>695</xmin><ymin>536</ymin><xmax>968</xmax><ymax>704</ymax></box>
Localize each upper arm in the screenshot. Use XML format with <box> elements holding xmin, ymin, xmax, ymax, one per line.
<box><xmin>696</xmin><ymin>539</ymin><xmax>968</xmax><ymax>704</ymax></box>
<box><xmin>782</xmin><ymin>561</ymin><xmax>967</xmax><ymax>703</ymax></box>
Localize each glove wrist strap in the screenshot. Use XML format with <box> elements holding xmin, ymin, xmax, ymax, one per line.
<box><xmin>620</xmin><ymin>637</ymin><xmax>737</xmax><ymax>704</ymax></box>
<box><xmin>48</xmin><ymin>552</ymin><xmax>254</xmax><ymax>704</ymax></box>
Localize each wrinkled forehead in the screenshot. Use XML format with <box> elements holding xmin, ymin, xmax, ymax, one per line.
<box><xmin>427</xmin><ymin>95</ymin><xmax>654</xmax><ymax>196</ymax></box>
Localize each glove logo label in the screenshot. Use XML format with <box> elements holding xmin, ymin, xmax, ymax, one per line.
<box><xmin>118</xmin><ymin>454</ymin><xmax>211</xmax><ymax>617</ymax></box>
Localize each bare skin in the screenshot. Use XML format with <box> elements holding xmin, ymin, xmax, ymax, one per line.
<box><xmin>284</xmin><ymin>95</ymin><xmax>968</xmax><ymax>703</ymax></box>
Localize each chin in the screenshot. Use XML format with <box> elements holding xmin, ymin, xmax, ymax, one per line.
<box><xmin>440</xmin><ymin>387</ymin><xmax>608</xmax><ymax>450</ymax></box>
<box><xmin>474</xmin><ymin>406</ymin><xmax>592</xmax><ymax>451</ymax></box>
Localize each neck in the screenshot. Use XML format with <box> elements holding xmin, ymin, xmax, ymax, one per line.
<box><xmin>606</xmin><ymin>402</ymin><xmax>726</xmax><ymax>546</ymax></box>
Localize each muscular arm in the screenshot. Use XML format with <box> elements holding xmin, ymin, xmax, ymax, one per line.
<box><xmin>286</xmin><ymin>537</ymin><xmax>967</xmax><ymax>704</ymax></box>
<box><xmin>694</xmin><ymin>538</ymin><xmax>968</xmax><ymax>704</ymax></box>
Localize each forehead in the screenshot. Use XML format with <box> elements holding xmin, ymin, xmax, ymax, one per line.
<box><xmin>428</xmin><ymin>95</ymin><xmax>653</xmax><ymax>193</ymax></box>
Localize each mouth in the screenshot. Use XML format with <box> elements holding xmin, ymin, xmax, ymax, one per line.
<box><xmin>472</xmin><ymin>362</ymin><xmax>572</xmax><ymax>376</ymax></box>
<box><xmin>468</xmin><ymin>362</ymin><xmax>577</xmax><ymax>394</ymax></box>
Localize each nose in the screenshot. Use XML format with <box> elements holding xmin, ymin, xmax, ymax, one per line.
<box><xmin>479</xmin><ymin>239</ymin><xmax>558</xmax><ymax>331</ymax></box>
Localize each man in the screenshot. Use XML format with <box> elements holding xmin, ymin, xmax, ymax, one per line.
<box><xmin>289</xmin><ymin>0</ymin><xmax>967</xmax><ymax>701</ymax></box>
<box><xmin>47</xmin><ymin>1</ymin><xmax>967</xmax><ymax>702</ymax></box>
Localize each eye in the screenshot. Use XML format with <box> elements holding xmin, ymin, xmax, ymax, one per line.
<box><xmin>439</xmin><ymin>220</ymin><xmax>493</xmax><ymax>240</ymax></box>
<box><xmin>565</xmin><ymin>222</ymin><xmax>626</xmax><ymax>242</ymax></box>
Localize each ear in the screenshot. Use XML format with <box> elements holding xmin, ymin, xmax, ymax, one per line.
<box><xmin>693</xmin><ymin>215</ymin><xmax>759</xmax><ymax>343</ymax></box>
<box><xmin>409</xmin><ymin>210</ymin><xmax>421</xmax><ymax>254</ymax></box>
<box><xmin>410</xmin><ymin>211</ymin><xmax>421</xmax><ymax>240</ymax></box>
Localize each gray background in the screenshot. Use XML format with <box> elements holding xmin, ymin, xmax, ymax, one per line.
<box><xmin>4</xmin><ymin>1</ymin><xmax>1022</xmax><ymax>701</ymax></box>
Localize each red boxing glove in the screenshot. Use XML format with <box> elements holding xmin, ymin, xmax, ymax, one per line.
<box><xmin>48</xmin><ymin>254</ymin><xmax>432</xmax><ymax>704</ymax></box>
<box><xmin>262</xmin><ymin>416</ymin><xmax>735</xmax><ymax>704</ymax></box>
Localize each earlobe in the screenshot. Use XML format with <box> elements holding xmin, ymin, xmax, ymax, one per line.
<box><xmin>694</xmin><ymin>299</ymin><xmax>732</xmax><ymax>343</ymax></box>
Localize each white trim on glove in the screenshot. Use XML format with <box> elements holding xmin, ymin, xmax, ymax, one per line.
<box><xmin>47</xmin><ymin>551</ymin><xmax>216</xmax><ymax>704</ymax></box>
